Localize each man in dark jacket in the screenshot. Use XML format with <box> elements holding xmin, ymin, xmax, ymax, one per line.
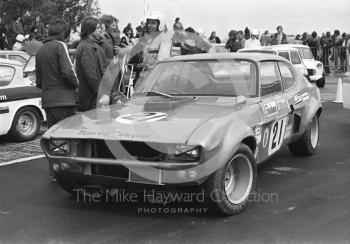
<box><xmin>76</xmin><ymin>16</ymin><xmax>109</xmax><ymax>112</ymax></box>
<box><xmin>36</xmin><ymin>18</ymin><xmax>78</xmax><ymax>126</ymax></box>
<box><xmin>271</xmin><ymin>25</ymin><xmax>288</xmax><ymax>45</ymax></box>
<box><xmin>36</xmin><ymin>18</ymin><xmax>78</xmax><ymax>179</ymax></box>
<box><xmin>0</xmin><ymin>17</ymin><xmax>7</xmax><ymax>50</ymax></box>
<box><xmin>31</xmin><ymin>16</ymin><xmax>45</xmax><ymax>41</ymax></box>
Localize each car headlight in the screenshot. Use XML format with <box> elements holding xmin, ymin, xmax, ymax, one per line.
<box><xmin>168</xmin><ymin>145</ymin><xmax>201</xmax><ymax>161</ymax></box>
<box><xmin>316</xmin><ymin>63</ymin><xmax>323</xmax><ymax>69</ymax></box>
<box><xmin>49</xmin><ymin>139</ymin><xmax>70</xmax><ymax>155</ymax></box>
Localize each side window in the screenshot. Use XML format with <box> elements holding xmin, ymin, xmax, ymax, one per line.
<box><xmin>278</xmin><ymin>61</ymin><xmax>296</xmax><ymax>90</ymax></box>
<box><xmin>0</xmin><ymin>54</ymin><xmax>6</xmax><ymax>58</ymax></box>
<box><xmin>0</xmin><ymin>66</ymin><xmax>15</xmax><ymax>87</ymax></box>
<box><xmin>290</xmin><ymin>51</ymin><xmax>302</xmax><ymax>64</ymax></box>
<box><xmin>259</xmin><ymin>61</ymin><xmax>282</xmax><ymax>96</ymax></box>
<box><xmin>9</xmin><ymin>55</ymin><xmax>27</xmax><ymax>66</ymax></box>
<box><xmin>278</xmin><ymin>51</ymin><xmax>290</xmax><ymax>61</ymax></box>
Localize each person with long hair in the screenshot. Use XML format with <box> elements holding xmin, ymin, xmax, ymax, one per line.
<box><xmin>76</xmin><ymin>16</ymin><xmax>109</xmax><ymax>111</ymax></box>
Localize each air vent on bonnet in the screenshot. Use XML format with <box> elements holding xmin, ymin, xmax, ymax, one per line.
<box><xmin>143</xmin><ymin>97</ymin><xmax>194</xmax><ymax>112</ymax></box>
<box><xmin>195</xmin><ymin>97</ymin><xmax>218</xmax><ymax>103</ymax></box>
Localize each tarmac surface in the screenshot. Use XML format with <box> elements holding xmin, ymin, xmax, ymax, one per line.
<box><xmin>1</xmin><ymin>76</ymin><xmax>349</xmax><ymax>243</ymax></box>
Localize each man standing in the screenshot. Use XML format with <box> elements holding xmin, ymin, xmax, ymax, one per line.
<box><xmin>173</xmin><ymin>17</ymin><xmax>184</xmax><ymax>32</ymax></box>
<box><xmin>271</xmin><ymin>25</ymin><xmax>288</xmax><ymax>45</ymax></box>
<box><xmin>36</xmin><ymin>18</ymin><xmax>78</xmax><ymax>179</ymax></box>
<box><xmin>31</xmin><ymin>16</ymin><xmax>45</xmax><ymax>41</ymax></box>
<box><xmin>0</xmin><ymin>17</ymin><xmax>7</xmax><ymax>50</ymax></box>
<box><xmin>244</xmin><ymin>29</ymin><xmax>261</xmax><ymax>48</ymax></box>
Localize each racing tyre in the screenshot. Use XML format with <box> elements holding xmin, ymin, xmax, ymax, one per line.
<box><xmin>204</xmin><ymin>144</ymin><xmax>257</xmax><ymax>215</ymax></box>
<box><xmin>316</xmin><ymin>76</ymin><xmax>325</xmax><ymax>88</ymax></box>
<box><xmin>9</xmin><ymin>107</ymin><xmax>40</xmax><ymax>142</ymax></box>
<box><xmin>288</xmin><ymin>114</ymin><xmax>319</xmax><ymax>156</ymax></box>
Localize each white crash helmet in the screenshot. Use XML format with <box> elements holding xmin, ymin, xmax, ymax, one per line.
<box><xmin>146</xmin><ymin>11</ymin><xmax>166</xmax><ymax>32</ymax></box>
<box><xmin>16</xmin><ymin>34</ymin><xmax>25</xmax><ymax>43</ymax></box>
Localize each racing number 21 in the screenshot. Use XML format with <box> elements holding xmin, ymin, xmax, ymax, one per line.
<box><xmin>268</xmin><ymin>118</ymin><xmax>287</xmax><ymax>155</ymax></box>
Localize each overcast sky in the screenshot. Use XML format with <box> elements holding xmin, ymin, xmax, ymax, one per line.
<box><xmin>99</xmin><ymin>0</ymin><xmax>349</xmax><ymax>38</ymax></box>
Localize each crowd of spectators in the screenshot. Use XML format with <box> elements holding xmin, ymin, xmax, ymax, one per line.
<box><xmin>0</xmin><ymin>12</ymin><xmax>349</xmax><ymax>73</ymax></box>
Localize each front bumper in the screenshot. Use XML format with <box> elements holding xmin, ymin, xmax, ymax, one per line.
<box><xmin>309</xmin><ymin>74</ymin><xmax>323</xmax><ymax>81</ymax></box>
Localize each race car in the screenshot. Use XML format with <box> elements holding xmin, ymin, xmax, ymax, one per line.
<box><xmin>41</xmin><ymin>53</ymin><xmax>322</xmax><ymax>215</ymax></box>
<box><xmin>277</xmin><ymin>44</ymin><xmax>326</xmax><ymax>88</ymax></box>
<box><xmin>0</xmin><ymin>50</ymin><xmax>30</xmax><ymax>66</ymax></box>
<box><xmin>238</xmin><ymin>45</ymin><xmax>308</xmax><ymax>78</ymax></box>
<box><xmin>0</xmin><ymin>57</ymin><xmax>45</xmax><ymax>141</ymax></box>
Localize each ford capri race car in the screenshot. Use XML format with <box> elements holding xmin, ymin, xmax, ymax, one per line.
<box><xmin>41</xmin><ymin>53</ymin><xmax>322</xmax><ymax>215</ymax></box>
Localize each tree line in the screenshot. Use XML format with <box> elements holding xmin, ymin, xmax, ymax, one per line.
<box><xmin>0</xmin><ymin>0</ymin><xmax>101</xmax><ymax>30</ymax></box>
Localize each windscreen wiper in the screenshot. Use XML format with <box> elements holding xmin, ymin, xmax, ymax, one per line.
<box><xmin>146</xmin><ymin>91</ymin><xmax>174</xmax><ymax>98</ymax></box>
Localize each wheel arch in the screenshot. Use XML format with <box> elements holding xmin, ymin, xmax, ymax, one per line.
<box><xmin>16</xmin><ymin>105</ymin><xmax>44</xmax><ymax>121</ymax></box>
<box><xmin>241</xmin><ymin>136</ymin><xmax>257</xmax><ymax>154</ymax></box>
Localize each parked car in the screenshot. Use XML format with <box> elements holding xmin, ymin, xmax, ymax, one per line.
<box><xmin>0</xmin><ymin>57</ymin><xmax>45</xmax><ymax>141</ymax></box>
<box><xmin>238</xmin><ymin>45</ymin><xmax>308</xmax><ymax>78</ymax></box>
<box><xmin>41</xmin><ymin>53</ymin><xmax>322</xmax><ymax>215</ymax></box>
<box><xmin>0</xmin><ymin>50</ymin><xmax>30</xmax><ymax>66</ymax></box>
<box><xmin>276</xmin><ymin>44</ymin><xmax>325</xmax><ymax>88</ymax></box>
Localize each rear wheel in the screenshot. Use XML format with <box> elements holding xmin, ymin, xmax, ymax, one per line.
<box><xmin>289</xmin><ymin>114</ymin><xmax>319</xmax><ymax>156</ymax></box>
<box><xmin>9</xmin><ymin>107</ymin><xmax>40</xmax><ymax>141</ymax></box>
<box><xmin>204</xmin><ymin>144</ymin><xmax>256</xmax><ymax>215</ymax></box>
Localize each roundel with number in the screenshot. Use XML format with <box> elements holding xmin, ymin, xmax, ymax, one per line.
<box><xmin>116</xmin><ymin>112</ymin><xmax>167</xmax><ymax>124</ymax></box>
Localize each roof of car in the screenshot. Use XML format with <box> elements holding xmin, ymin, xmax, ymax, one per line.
<box><xmin>239</xmin><ymin>46</ymin><xmax>299</xmax><ymax>52</ymax></box>
<box><xmin>0</xmin><ymin>50</ymin><xmax>30</xmax><ymax>58</ymax></box>
<box><xmin>0</xmin><ymin>57</ymin><xmax>23</xmax><ymax>66</ymax></box>
<box><xmin>274</xmin><ymin>44</ymin><xmax>310</xmax><ymax>49</ymax></box>
<box><xmin>164</xmin><ymin>52</ymin><xmax>289</xmax><ymax>62</ymax></box>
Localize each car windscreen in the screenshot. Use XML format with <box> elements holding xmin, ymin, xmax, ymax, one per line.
<box><xmin>135</xmin><ymin>60</ymin><xmax>258</xmax><ymax>97</ymax></box>
<box><xmin>296</xmin><ymin>47</ymin><xmax>314</xmax><ymax>59</ymax></box>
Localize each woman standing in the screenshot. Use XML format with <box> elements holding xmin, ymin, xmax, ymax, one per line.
<box><xmin>76</xmin><ymin>16</ymin><xmax>109</xmax><ymax>111</ymax></box>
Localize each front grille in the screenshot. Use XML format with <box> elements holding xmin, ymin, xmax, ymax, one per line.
<box><xmin>91</xmin><ymin>140</ymin><xmax>129</xmax><ymax>178</ymax></box>
<box><xmin>307</xmin><ymin>69</ymin><xmax>314</xmax><ymax>76</ymax></box>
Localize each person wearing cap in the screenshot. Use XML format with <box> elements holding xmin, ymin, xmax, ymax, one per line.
<box><xmin>12</xmin><ymin>34</ymin><xmax>25</xmax><ymax>51</ymax></box>
<box><xmin>244</xmin><ymin>29</ymin><xmax>261</xmax><ymax>48</ymax></box>
<box><xmin>21</xmin><ymin>33</ymin><xmax>43</xmax><ymax>55</ymax></box>
<box><xmin>271</xmin><ymin>25</ymin><xmax>288</xmax><ymax>45</ymax></box>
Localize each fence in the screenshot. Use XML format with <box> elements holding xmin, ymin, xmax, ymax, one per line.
<box><xmin>309</xmin><ymin>46</ymin><xmax>350</xmax><ymax>75</ymax></box>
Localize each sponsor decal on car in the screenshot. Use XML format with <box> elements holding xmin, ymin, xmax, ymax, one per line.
<box><xmin>294</xmin><ymin>93</ymin><xmax>303</xmax><ymax>104</ymax></box>
<box><xmin>277</xmin><ymin>98</ymin><xmax>289</xmax><ymax>111</ymax></box>
<box><xmin>0</xmin><ymin>95</ymin><xmax>7</xmax><ymax>101</ymax></box>
<box><xmin>301</xmin><ymin>92</ymin><xmax>310</xmax><ymax>101</ymax></box>
<box><xmin>262</xmin><ymin>128</ymin><xmax>269</xmax><ymax>148</ymax></box>
<box><xmin>255</xmin><ymin>126</ymin><xmax>262</xmax><ymax>144</ymax></box>
<box><xmin>263</xmin><ymin>101</ymin><xmax>278</xmax><ymax>116</ymax></box>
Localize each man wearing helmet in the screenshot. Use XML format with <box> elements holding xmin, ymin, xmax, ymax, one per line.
<box><xmin>115</xmin><ymin>11</ymin><xmax>172</xmax><ymax>70</ymax></box>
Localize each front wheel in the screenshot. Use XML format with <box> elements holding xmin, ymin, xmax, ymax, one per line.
<box><xmin>9</xmin><ymin>107</ymin><xmax>40</xmax><ymax>141</ymax></box>
<box><xmin>289</xmin><ymin>114</ymin><xmax>319</xmax><ymax>156</ymax></box>
<box><xmin>204</xmin><ymin>144</ymin><xmax>257</xmax><ymax>215</ymax></box>
<box><xmin>316</xmin><ymin>76</ymin><xmax>325</xmax><ymax>88</ymax></box>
